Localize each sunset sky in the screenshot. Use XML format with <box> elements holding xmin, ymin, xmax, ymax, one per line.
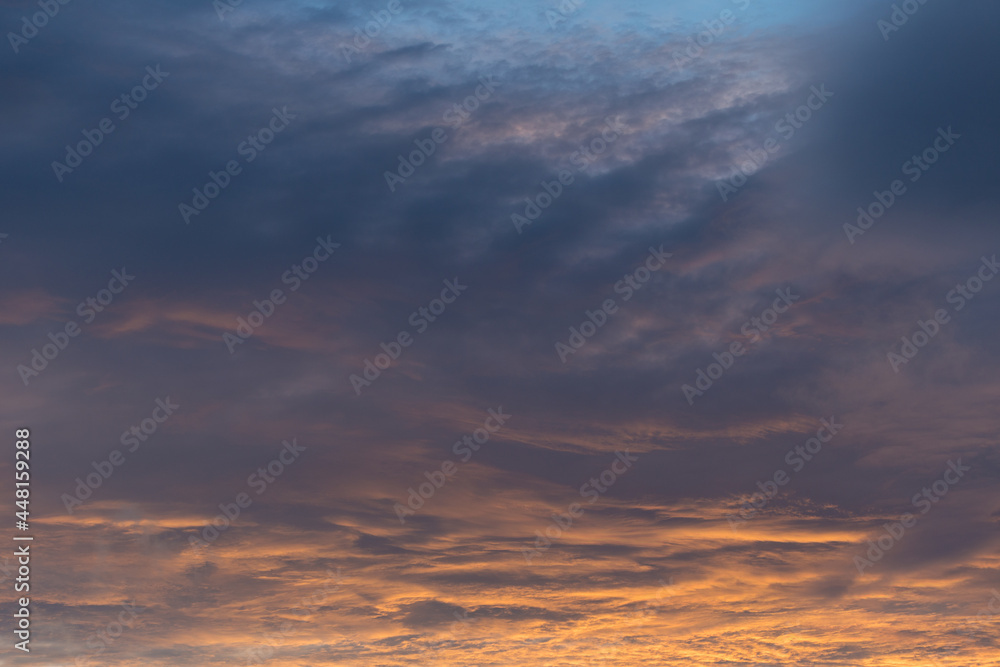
<box><xmin>2</xmin><ymin>0</ymin><xmax>999</xmax><ymax>665</ymax></box>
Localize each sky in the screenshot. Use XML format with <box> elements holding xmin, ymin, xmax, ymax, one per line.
<box><xmin>1</xmin><ymin>0</ymin><xmax>999</xmax><ymax>665</ymax></box>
